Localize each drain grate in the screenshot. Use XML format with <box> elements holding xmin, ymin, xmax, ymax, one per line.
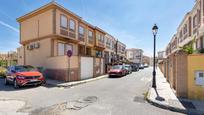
<box><xmin>180</xmin><ymin>101</ymin><xmax>196</xmax><ymax>109</ymax></box>
<box><xmin>133</xmin><ymin>96</ymin><xmax>146</xmax><ymax>103</ymax></box>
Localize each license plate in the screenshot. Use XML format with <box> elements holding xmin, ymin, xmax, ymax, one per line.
<box><xmin>30</xmin><ymin>79</ymin><xmax>38</xmax><ymax>82</ymax></box>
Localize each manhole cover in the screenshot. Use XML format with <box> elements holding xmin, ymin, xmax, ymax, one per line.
<box><xmin>180</xmin><ymin>101</ymin><xmax>196</xmax><ymax>109</ymax></box>
<box><xmin>133</xmin><ymin>96</ymin><xmax>146</xmax><ymax>103</ymax></box>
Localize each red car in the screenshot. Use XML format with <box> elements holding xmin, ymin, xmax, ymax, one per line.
<box><xmin>108</xmin><ymin>65</ymin><xmax>127</xmax><ymax>77</ymax></box>
<box><xmin>4</xmin><ymin>65</ymin><xmax>46</xmax><ymax>88</ymax></box>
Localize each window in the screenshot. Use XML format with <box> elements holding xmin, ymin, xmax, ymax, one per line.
<box><xmin>66</xmin><ymin>44</ymin><xmax>73</xmax><ymax>52</ymax></box>
<box><xmin>88</xmin><ymin>30</ymin><xmax>93</xmax><ymax>38</ymax></box>
<box><xmin>100</xmin><ymin>35</ymin><xmax>104</xmax><ymax>43</ymax></box>
<box><xmin>60</xmin><ymin>15</ymin><xmax>68</xmax><ymax>28</ymax></box>
<box><xmin>79</xmin><ymin>26</ymin><xmax>84</xmax><ymax>35</ymax></box>
<box><xmin>183</xmin><ymin>24</ymin><xmax>188</xmax><ymax>34</ymax></box>
<box><xmin>58</xmin><ymin>43</ymin><xmax>65</xmax><ymax>56</ymax></box>
<box><xmin>96</xmin><ymin>34</ymin><xmax>100</xmax><ymax>40</ymax></box>
<box><xmin>69</xmin><ymin>19</ymin><xmax>75</xmax><ymax>31</ymax></box>
<box><xmin>193</xmin><ymin>15</ymin><xmax>197</xmax><ymax>28</ymax></box>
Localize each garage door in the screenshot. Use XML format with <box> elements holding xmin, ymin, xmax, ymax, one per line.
<box><xmin>81</xmin><ymin>57</ymin><xmax>93</xmax><ymax>80</ymax></box>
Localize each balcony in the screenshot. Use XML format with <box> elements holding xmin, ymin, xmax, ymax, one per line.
<box><xmin>78</xmin><ymin>34</ymin><xmax>85</xmax><ymax>42</ymax></box>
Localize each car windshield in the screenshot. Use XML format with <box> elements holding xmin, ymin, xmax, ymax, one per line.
<box><xmin>111</xmin><ymin>65</ymin><xmax>122</xmax><ymax>69</ymax></box>
<box><xmin>15</xmin><ymin>66</ymin><xmax>38</xmax><ymax>72</ymax></box>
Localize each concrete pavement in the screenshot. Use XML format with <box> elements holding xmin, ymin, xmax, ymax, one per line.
<box><xmin>46</xmin><ymin>74</ymin><xmax>108</xmax><ymax>88</ymax></box>
<box><xmin>0</xmin><ymin>68</ymin><xmax>183</xmax><ymax>115</ymax></box>
<box><xmin>147</xmin><ymin>68</ymin><xmax>204</xmax><ymax>115</ymax></box>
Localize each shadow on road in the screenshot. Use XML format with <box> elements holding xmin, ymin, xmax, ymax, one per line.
<box><xmin>0</xmin><ymin>78</ymin><xmax>53</xmax><ymax>91</ymax></box>
<box><xmin>154</xmin><ymin>88</ymin><xmax>165</xmax><ymax>101</ymax></box>
<box><xmin>107</xmin><ymin>75</ymin><xmax>126</xmax><ymax>79</ymax></box>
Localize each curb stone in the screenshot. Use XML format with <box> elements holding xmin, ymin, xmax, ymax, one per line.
<box><xmin>146</xmin><ymin>88</ymin><xmax>187</xmax><ymax>114</ymax></box>
<box><xmin>47</xmin><ymin>75</ymin><xmax>108</xmax><ymax>88</ymax></box>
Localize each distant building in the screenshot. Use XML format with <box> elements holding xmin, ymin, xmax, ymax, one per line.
<box><xmin>126</xmin><ymin>48</ymin><xmax>143</xmax><ymax>64</ymax></box>
<box><xmin>157</xmin><ymin>51</ymin><xmax>166</xmax><ymax>59</ymax></box>
<box><xmin>142</xmin><ymin>56</ymin><xmax>150</xmax><ymax>65</ymax></box>
<box><xmin>0</xmin><ymin>51</ymin><xmax>17</xmax><ymax>66</ymax></box>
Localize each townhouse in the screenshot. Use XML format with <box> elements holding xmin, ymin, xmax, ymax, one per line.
<box><xmin>104</xmin><ymin>34</ymin><xmax>116</xmax><ymax>64</ymax></box>
<box><xmin>116</xmin><ymin>41</ymin><xmax>126</xmax><ymax>61</ymax></box>
<box><xmin>160</xmin><ymin>0</ymin><xmax>204</xmax><ymax>100</ymax></box>
<box><xmin>17</xmin><ymin>2</ymin><xmax>126</xmax><ymax>82</ymax></box>
<box><xmin>126</xmin><ymin>48</ymin><xmax>143</xmax><ymax>64</ymax></box>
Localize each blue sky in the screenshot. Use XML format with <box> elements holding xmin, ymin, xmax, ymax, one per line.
<box><xmin>0</xmin><ymin>0</ymin><xmax>195</xmax><ymax>56</ymax></box>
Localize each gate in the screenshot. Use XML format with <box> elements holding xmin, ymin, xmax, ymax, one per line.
<box><xmin>80</xmin><ymin>57</ymin><xmax>93</xmax><ymax>80</ymax></box>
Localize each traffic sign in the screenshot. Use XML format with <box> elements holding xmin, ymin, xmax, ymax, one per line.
<box><xmin>67</xmin><ymin>50</ymin><xmax>73</xmax><ymax>57</ymax></box>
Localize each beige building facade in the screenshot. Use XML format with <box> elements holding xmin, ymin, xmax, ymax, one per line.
<box><xmin>160</xmin><ymin>0</ymin><xmax>204</xmax><ymax>100</ymax></box>
<box><xmin>17</xmin><ymin>2</ymin><xmax>126</xmax><ymax>81</ymax></box>
<box><xmin>126</xmin><ymin>48</ymin><xmax>143</xmax><ymax>64</ymax></box>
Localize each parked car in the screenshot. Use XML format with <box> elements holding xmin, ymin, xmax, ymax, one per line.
<box><xmin>139</xmin><ymin>64</ymin><xmax>144</xmax><ymax>69</ymax></box>
<box><xmin>108</xmin><ymin>65</ymin><xmax>127</xmax><ymax>77</ymax></box>
<box><xmin>131</xmin><ymin>64</ymin><xmax>139</xmax><ymax>72</ymax></box>
<box><xmin>124</xmin><ymin>65</ymin><xmax>132</xmax><ymax>74</ymax></box>
<box><xmin>144</xmin><ymin>64</ymin><xmax>149</xmax><ymax>68</ymax></box>
<box><xmin>4</xmin><ymin>65</ymin><xmax>46</xmax><ymax>88</ymax></box>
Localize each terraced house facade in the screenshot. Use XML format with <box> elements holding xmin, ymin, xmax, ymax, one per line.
<box><xmin>17</xmin><ymin>2</ymin><xmax>126</xmax><ymax>82</ymax></box>
<box><xmin>160</xmin><ymin>0</ymin><xmax>204</xmax><ymax>100</ymax></box>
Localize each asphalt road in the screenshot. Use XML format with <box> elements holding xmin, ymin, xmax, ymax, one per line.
<box><xmin>0</xmin><ymin>67</ymin><xmax>184</xmax><ymax>115</ymax></box>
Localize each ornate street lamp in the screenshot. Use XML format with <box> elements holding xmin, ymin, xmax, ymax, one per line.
<box><xmin>152</xmin><ymin>24</ymin><xmax>158</xmax><ymax>88</ymax></box>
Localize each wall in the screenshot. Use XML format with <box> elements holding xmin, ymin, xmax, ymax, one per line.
<box><xmin>25</xmin><ymin>38</ymin><xmax>51</xmax><ymax>67</ymax></box>
<box><xmin>45</xmin><ymin>55</ymin><xmax>79</xmax><ymax>81</ymax></box>
<box><xmin>187</xmin><ymin>54</ymin><xmax>204</xmax><ymax>100</ymax></box>
<box><xmin>175</xmin><ymin>53</ymin><xmax>188</xmax><ymax>98</ymax></box>
<box><xmin>21</xmin><ymin>9</ymin><xmax>53</xmax><ymax>42</ymax></box>
<box><xmin>17</xmin><ymin>46</ymin><xmax>24</xmax><ymax>65</ymax></box>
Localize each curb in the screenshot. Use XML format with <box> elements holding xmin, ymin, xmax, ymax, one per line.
<box><xmin>47</xmin><ymin>75</ymin><xmax>108</xmax><ymax>88</ymax></box>
<box><xmin>146</xmin><ymin>88</ymin><xmax>187</xmax><ymax>114</ymax></box>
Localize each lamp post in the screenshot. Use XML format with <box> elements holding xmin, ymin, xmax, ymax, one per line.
<box><xmin>152</xmin><ymin>24</ymin><xmax>158</xmax><ymax>88</ymax></box>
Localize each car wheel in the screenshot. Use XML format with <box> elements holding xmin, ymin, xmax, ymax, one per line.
<box><xmin>4</xmin><ymin>78</ymin><xmax>9</xmax><ymax>85</ymax></box>
<box><xmin>14</xmin><ymin>79</ymin><xmax>19</xmax><ymax>89</ymax></box>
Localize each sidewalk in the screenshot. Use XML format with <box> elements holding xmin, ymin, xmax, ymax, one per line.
<box><xmin>147</xmin><ymin>69</ymin><xmax>204</xmax><ymax>115</ymax></box>
<box><xmin>46</xmin><ymin>75</ymin><xmax>108</xmax><ymax>88</ymax></box>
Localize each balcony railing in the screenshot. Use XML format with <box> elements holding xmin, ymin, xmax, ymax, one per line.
<box><xmin>60</xmin><ymin>28</ymin><xmax>76</xmax><ymax>39</ymax></box>
<box><xmin>78</xmin><ymin>34</ymin><xmax>85</xmax><ymax>42</ymax></box>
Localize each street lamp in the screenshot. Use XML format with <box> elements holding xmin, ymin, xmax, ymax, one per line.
<box><xmin>152</xmin><ymin>24</ymin><xmax>158</xmax><ymax>88</ymax></box>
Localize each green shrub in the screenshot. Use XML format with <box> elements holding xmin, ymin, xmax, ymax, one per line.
<box><xmin>0</xmin><ymin>67</ymin><xmax>7</xmax><ymax>78</ymax></box>
<box><xmin>199</xmin><ymin>49</ymin><xmax>204</xmax><ymax>53</ymax></box>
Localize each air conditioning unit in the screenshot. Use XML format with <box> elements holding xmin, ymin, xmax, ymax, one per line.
<box><xmin>27</xmin><ymin>44</ymin><xmax>34</xmax><ymax>50</ymax></box>
<box><xmin>34</xmin><ymin>43</ymin><xmax>40</xmax><ymax>49</ymax></box>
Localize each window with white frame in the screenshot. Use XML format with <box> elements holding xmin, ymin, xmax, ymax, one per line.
<box><xmin>69</xmin><ymin>19</ymin><xmax>75</xmax><ymax>31</ymax></box>
<box><xmin>60</xmin><ymin>15</ymin><xmax>68</xmax><ymax>28</ymax></box>
<box><xmin>58</xmin><ymin>43</ymin><xmax>65</xmax><ymax>56</ymax></box>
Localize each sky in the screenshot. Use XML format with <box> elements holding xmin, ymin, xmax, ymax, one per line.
<box><xmin>0</xmin><ymin>0</ymin><xmax>195</xmax><ymax>56</ymax></box>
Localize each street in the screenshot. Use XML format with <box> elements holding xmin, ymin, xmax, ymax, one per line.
<box><xmin>0</xmin><ymin>68</ymin><xmax>183</xmax><ymax>115</ymax></box>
